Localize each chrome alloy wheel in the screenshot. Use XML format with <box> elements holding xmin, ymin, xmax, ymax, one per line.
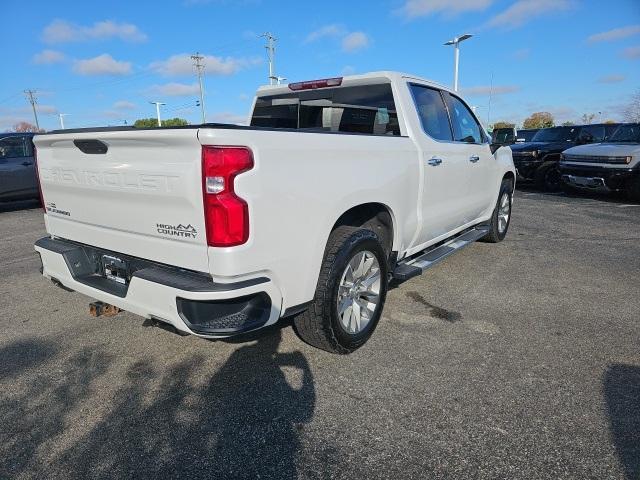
<box><xmin>336</xmin><ymin>250</ymin><xmax>381</xmax><ymax>334</ymax></box>
<box><xmin>498</xmin><ymin>191</ymin><xmax>511</xmax><ymax>234</ymax></box>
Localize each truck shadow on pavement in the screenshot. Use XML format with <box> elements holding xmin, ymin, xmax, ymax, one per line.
<box><xmin>604</xmin><ymin>363</ymin><xmax>640</xmax><ymax>480</ymax></box>
<box><xmin>0</xmin><ymin>328</ymin><xmax>316</xmax><ymax>479</ymax></box>
<box><xmin>0</xmin><ymin>199</ymin><xmax>41</xmax><ymax>213</ymax></box>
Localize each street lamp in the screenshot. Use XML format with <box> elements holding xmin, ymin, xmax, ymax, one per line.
<box><xmin>444</xmin><ymin>34</ymin><xmax>473</xmax><ymax>92</ymax></box>
<box><xmin>149</xmin><ymin>101</ymin><xmax>166</xmax><ymax>127</ymax></box>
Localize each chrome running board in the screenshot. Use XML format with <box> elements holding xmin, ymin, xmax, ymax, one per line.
<box><xmin>392</xmin><ymin>226</ymin><xmax>489</xmax><ymax>281</ymax></box>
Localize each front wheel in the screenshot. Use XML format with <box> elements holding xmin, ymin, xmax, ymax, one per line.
<box><xmin>293</xmin><ymin>226</ymin><xmax>388</xmax><ymax>354</ymax></box>
<box><xmin>482</xmin><ymin>179</ymin><xmax>513</xmax><ymax>243</ymax></box>
<box><xmin>626</xmin><ymin>178</ymin><xmax>640</xmax><ymax>203</ymax></box>
<box><xmin>535</xmin><ymin>162</ymin><xmax>562</xmax><ymax>192</ymax></box>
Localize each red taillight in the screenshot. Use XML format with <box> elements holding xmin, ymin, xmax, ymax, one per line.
<box><xmin>33</xmin><ymin>146</ymin><xmax>46</xmax><ymax>211</ymax></box>
<box><xmin>202</xmin><ymin>146</ymin><xmax>253</xmax><ymax>247</ymax></box>
<box><xmin>288</xmin><ymin>77</ymin><xmax>342</xmax><ymax>91</ymax></box>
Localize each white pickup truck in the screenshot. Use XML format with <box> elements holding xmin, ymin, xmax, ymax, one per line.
<box><xmin>34</xmin><ymin>71</ymin><xmax>515</xmax><ymax>354</ymax></box>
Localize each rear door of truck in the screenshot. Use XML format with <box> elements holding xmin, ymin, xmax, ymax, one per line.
<box><xmin>33</xmin><ymin>128</ymin><xmax>210</xmax><ymax>273</ymax></box>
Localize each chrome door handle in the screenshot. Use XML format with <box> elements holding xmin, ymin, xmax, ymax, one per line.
<box><xmin>427</xmin><ymin>157</ymin><xmax>443</xmax><ymax>166</ymax></box>
<box><xmin>469</xmin><ymin>155</ymin><xmax>480</xmax><ymax>163</ymax></box>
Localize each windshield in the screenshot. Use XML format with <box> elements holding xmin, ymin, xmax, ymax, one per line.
<box><xmin>492</xmin><ymin>128</ymin><xmax>515</xmax><ymax>144</ymax></box>
<box><xmin>607</xmin><ymin>124</ymin><xmax>640</xmax><ymax>143</ymax></box>
<box><xmin>517</xmin><ymin>130</ymin><xmax>537</xmax><ymax>142</ymax></box>
<box><xmin>532</xmin><ymin>127</ymin><xmax>578</xmax><ymax>143</ymax></box>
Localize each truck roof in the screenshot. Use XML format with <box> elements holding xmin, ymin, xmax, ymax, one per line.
<box><xmin>256</xmin><ymin>71</ymin><xmax>451</xmax><ymax>96</ymax></box>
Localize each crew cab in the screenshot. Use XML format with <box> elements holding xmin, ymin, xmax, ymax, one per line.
<box><xmin>33</xmin><ymin>72</ymin><xmax>515</xmax><ymax>354</ymax></box>
<box><xmin>511</xmin><ymin>123</ymin><xmax>619</xmax><ymax>191</ymax></box>
<box><xmin>560</xmin><ymin>123</ymin><xmax>640</xmax><ymax>201</ymax></box>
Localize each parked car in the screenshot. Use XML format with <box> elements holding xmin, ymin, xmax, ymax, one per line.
<box><xmin>33</xmin><ymin>71</ymin><xmax>515</xmax><ymax>354</ymax></box>
<box><xmin>559</xmin><ymin>123</ymin><xmax>640</xmax><ymax>201</ymax></box>
<box><xmin>510</xmin><ymin>123</ymin><xmax>620</xmax><ymax>191</ymax></box>
<box><xmin>0</xmin><ymin>132</ymin><xmax>38</xmax><ymax>202</ymax></box>
<box><xmin>515</xmin><ymin>128</ymin><xmax>538</xmax><ymax>143</ymax></box>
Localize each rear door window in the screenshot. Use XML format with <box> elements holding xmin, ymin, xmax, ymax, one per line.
<box><xmin>409</xmin><ymin>84</ymin><xmax>452</xmax><ymax>141</ymax></box>
<box><xmin>251</xmin><ymin>83</ymin><xmax>400</xmax><ymax>135</ymax></box>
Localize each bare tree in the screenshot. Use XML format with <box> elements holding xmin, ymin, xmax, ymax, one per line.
<box><xmin>623</xmin><ymin>89</ymin><xmax>640</xmax><ymax>123</ymax></box>
<box><xmin>581</xmin><ymin>113</ymin><xmax>596</xmax><ymax>124</ymax></box>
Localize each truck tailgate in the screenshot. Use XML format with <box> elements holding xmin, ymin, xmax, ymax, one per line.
<box><xmin>33</xmin><ymin>129</ymin><xmax>209</xmax><ymax>273</ymax></box>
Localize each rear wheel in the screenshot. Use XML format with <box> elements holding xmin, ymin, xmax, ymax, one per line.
<box><xmin>482</xmin><ymin>179</ymin><xmax>513</xmax><ymax>243</ymax></box>
<box><xmin>293</xmin><ymin>226</ymin><xmax>388</xmax><ymax>354</ymax></box>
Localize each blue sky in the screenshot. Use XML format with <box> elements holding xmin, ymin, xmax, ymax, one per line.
<box><xmin>1</xmin><ymin>0</ymin><xmax>639</xmax><ymax>131</ymax></box>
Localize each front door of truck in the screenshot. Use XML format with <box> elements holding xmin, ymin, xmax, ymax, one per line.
<box><xmin>442</xmin><ymin>92</ymin><xmax>495</xmax><ymax>222</ymax></box>
<box><xmin>409</xmin><ymin>84</ymin><xmax>473</xmax><ymax>245</ymax></box>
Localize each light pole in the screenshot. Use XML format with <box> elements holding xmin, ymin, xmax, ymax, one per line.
<box><xmin>444</xmin><ymin>34</ymin><xmax>473</xmax><ymax>92</ymax></box>
<box><xmin>149</xmin><ymin>101</ymin><xmax>165</xmax><ymax>127</ymax></box>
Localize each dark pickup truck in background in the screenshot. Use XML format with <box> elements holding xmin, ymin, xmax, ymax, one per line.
<box><xmin>510</xmin><ymin>123</ymin><xmax>620</xmax><ymax>191</ymax></box>
<box><xmin>0</xmin><ymin>132</ymin><xmax>38</xmax><ymax>202</ymax></box>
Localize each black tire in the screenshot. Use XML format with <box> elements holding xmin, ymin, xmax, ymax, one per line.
<box><xmin>626</xmin><ymin>178</ymin><xmax>640</xmax><ymax>203</ymax></box>
<box><xmin>561</xmin><ymin>181</ymin><xmax>579</xmax><ymax>196</ymax></box>
<box><xmin>534</xmin><ymin>162</ymin><xmax>562</xmax><ymax>192</ymax></box>
<box><xmin>293</xmin><ymin>226</ymin><xmax>388</xmax><ymax>354</ymax></box>
<box><xmin>482</xmin><ymin>179</ymin><xmax>513</xmax><ymax>243</ymax></box>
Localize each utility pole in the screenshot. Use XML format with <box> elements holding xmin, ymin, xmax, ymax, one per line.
<box><xmin>149</xmin><ymin>101</ymin><xmax>165</xmax><ymax>127</ymax></box>
<box><xmin>444</xmin><ymin>34</ymin><xmax>473</xmax><ymax>92</ymax></box>
<box><xmin>24</xmin><ymin>90</ymin><xmax>40</xmax><ymax>130</ymax></box>
<box><xmin>261</xmin><ymin>32</ymin><xmax>278</xmax><ymax>85</ymax></box>
<box><xmin>487</xmin><ymin>71</ymin><xmax>494</xmax><ymax>126</ymax></box>
<box><xmin>58</xmin><ymin>113</ymin><xmax>69</xmax><ymax>129</ymax></box>
<box><xmin>191</xmin><ymin>52</ymin><xmax>206</xmax><ymax>123</ymax></box>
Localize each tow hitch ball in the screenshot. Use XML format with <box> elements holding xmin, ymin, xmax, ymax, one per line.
<box><xmin>89</xmin><ymin>301</ymin><xmax>121</xmax><ymax>318</ymax></box>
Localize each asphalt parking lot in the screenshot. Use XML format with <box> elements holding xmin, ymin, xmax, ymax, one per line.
<box><xmin>1</xmin><ymin>189</ymin><xmax>638</xmax><ymax>480</ymax></box>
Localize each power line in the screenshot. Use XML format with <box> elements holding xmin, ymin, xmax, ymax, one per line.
<box><xmin>191</xmin><ymin>53</ymin><xmax>206</xmax><ymax>123</ymax></box>
<box><xmin>24</xmin><ymin>90</ymin><xmax>39</xmax><ymax>130</ymax></box>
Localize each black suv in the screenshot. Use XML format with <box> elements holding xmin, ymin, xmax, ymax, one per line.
<box><xmin>510</xmin><ymin>123</ymin><xmax>620</xmax><ymax>190</ymax></box>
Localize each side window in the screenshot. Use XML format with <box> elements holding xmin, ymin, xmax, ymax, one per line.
<box><xmin>579</xmin><ymin>125</ymin><xmax>605</xmax><ymax>143</ymax></box>
<box><xmin>445</xmin><ymin>94</ymin><xmax>483</xmax><ymax>143</ymax></box>
<box><xmin>409</xmin><ymin>84</ymin><xmax>452</xmax><ymax>141</ymax></box>
<box><xmin>0</xmin><ymin>136</ymin><xmax>30</xmax><ymax>159</ymax></box>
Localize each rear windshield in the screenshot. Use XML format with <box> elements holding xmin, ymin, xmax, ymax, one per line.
<box><xmin>532</xmin><ymin>127</ymin><xmax>579</xmax><ymax>143</ymax></box>
<box><xmin>250</xmin><ymin>83</ymin><xmax>400</xmax><ymax>136</ymax></box>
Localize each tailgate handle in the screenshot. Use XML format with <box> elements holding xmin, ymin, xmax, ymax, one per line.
<box><xmin>73</xmin><ymin>139</ymin><xmax>108</xmax><ymax>154</ymax></box>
